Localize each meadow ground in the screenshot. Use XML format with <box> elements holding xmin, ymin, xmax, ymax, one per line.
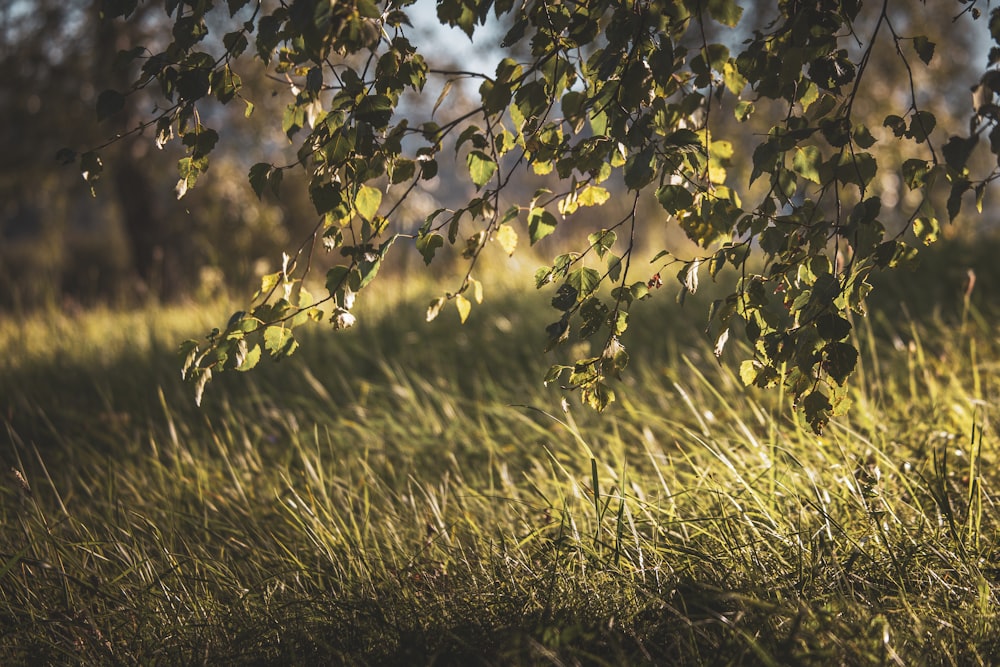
<box><xmin>1</xmin><ymin>243</ymin><xmax>998</xmax><ymax>665</ymax></box>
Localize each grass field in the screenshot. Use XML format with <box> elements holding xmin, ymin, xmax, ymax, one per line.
<box><xmin>1</xmin><ymin>248</ymin><xmax>998</xmax><ymax>665</ymax></box>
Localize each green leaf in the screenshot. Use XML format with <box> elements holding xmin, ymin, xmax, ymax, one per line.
<box><xmin>249</xmin><ymin>163</ymin><xmax>271</xmax><ymax>199</ymax></box>
<box><xmin>567</xmin><ymin>267</ymin><xmax>601</xmax><ymax>298</ymax></box>
<box><xmin>103</xmin><ymin>0</ymin><xmax>139</xmax><ymax>18</ymax></box>
<box><xmin>701</xmin><ymin>44</ymin><xmax>731</xmax><ymax>72</ymax></box>
<box><xmin>310</xmin><ymin>183</ymin><xmax>342</xmax><ymax>215</ymax></box>
<box><xmin>355</xmin><ymin>94</ymin><xmax>393</xmax><ymax>128</ymax></box>
<box><xmin>802</xmin><ymin>390</ymin><xmax>832</xmax><ymax>434</ymax></box>
<box><xmin>467</xmin><ymin>150</ymin><xmax>497</xmax><ymax>188</ymax></box>
<box><xmin>707</xmin><ymin>0</ymin><xmax>743</xmax><ymax>27</ymax></box>
<box><xmin>177</xmin><ymin>68</ymin><xmax>211</xmax><ymax>102</ymax></box>
<box><xmin>820</xmin><ymin>117</ymin><xmax>852</xmax><ymax>147</ymax></box>
<box><xmin>990</xmin><ymin>125</ymin><xmax>1000</xmax><ymax>155</ymax></box>
<box><xmin>852</xmin><ymin>124</ymin><xmax>877</xmax><ymax>149</ymax></box>
<box><xmin>263</xmin><ymin>325</ymin><xmax>298</xmax><ymax>358</ymax></box>
<box><xmin>623</xmin><ymin>146</ymin><xmax>656</xmax><ymax>190</ymax></box>
<box><xmin>901</xmin><ymin>159</ymin><xmax>929</xmax><ymax>190</ymax></box>
<box><xmin>579</xmin><ymin>297</ymin><xmax>609</xmax><ymax>338</ymax></box>
<box><xmin>665</xmin><ymin>129</ymin><xmax>701</xmax><ymax>147</ymax></box>
<box><xmin>420</xmin><ymin>158</ymin><xmax>439</xmax><ymax>180</ymax></box>
<box><xmin>947</xmin><ymin>180</ymin><xmax>971</xmax><ymax>221</ymax></box>
<box><xmin>325</xmin><ymin>265</ymin><xmax>350</xmax><ymax>294</ymax></box>
<box><xmin>943</xmin><ymin>135</ymin><xmax>978</xmax><ymax>171</ymax></box>
<box><xmin>588</xmin><ymin>230</ymin><xmax>616</xmax><ymax>259</ymax></box>
<box><xmin>656</xmin><ymin>184</ymin><xmax>694</xmax><ymax>214</ymax></box>
<box><xmin>355</xmin><ymin>185</ymin><xmax>382</xmax><ymax>221</ymax></box>
<box><xmin>480</xmin><ymin>79</ymin><xmax>512</xmax><ymax>115</ymax></box>
<box><xmin>913</xmin><ymin>216</ymin><xmax>939</xmax><ymax>245</ymax></box>
<box><xmin>906</xmin><ymin>110</ymin><xmax>936</xmax><ymax>143</ymax></box>
<box><xmin>791</xmin><ymin>145</ymin><xmax>823</xmax><ymax>184</ymax></box>
<box><xmin>561</xmin><ymin>90</ymin><xmax>585</xmax><ymax>121</ymax></box>
<box><xmin>543</xmin><ymin>364</ymin><xmax>570</xmax><ymax>386</ymax></box>
<box><xmin>528</xmin><ymin>207</ymin><xmax>557</xmax><ymax>244</ymax></box>
<box><xmin>607</xmin><ymin>254</ymin><xmax>622</xmax><ymax>282</ymax></box>
<box><xmin>816</xmin><ymin>314</ymin><xmax>852</xmax><ymax>341</ymax></box>
<box><xmin>390</xmin><ymin>158</ymin><xmax>416</xmax><ymax>184</ymax></box>
<box><xmin>544</xmin><ymin>318</ymin><xmax>570</xmax><ymax>351</ymax></box>
<box><xmin>823</xmin><ymin>342</ymin><xmax>858</xmax><ymax>385</ymax></box>
<box><xmin>236</xmin><ymin>343</ymin><xmax>261</xmax><ymax>372</ymax></box>
<box><xmin>582</xmin><ymin>383</ymin><xmax>614</xmax><ymax>411</ymax></box>
<box><xmin>912</xmin><ymin>36</ymin><xmax>935</xmax><ymax>65</ymax></box>
<box><xmin>184</xmin><ymin>127</ymin><xmax>219</xmax><ymax>159</ymax></box>
<box><xmin>883</xmin><ymin>114</ymin><xmax>907</xmax><ymax>138</ymax></box>
<box><xmin>357</xmin><ymin>0</ymin><xmax>381</xmax><ymax>18</ymax></box>
<box><xmin>438</xmin><ymin>0</ymin><xmax>476</xmax><ymax>38</ymax></box>
<box><xmin>357</xmin><ymin>237</ymin><xmax>395</xmax><ymax>289</ymax></box>
<box><xmin>416</xmin><ymin>232</ymin><xmax>444</xmax><ymax>265</ymax></box>
<box><xmin>551</xmin><ymin>283</ymin><xmax>578</xmax><ymax>310</ymax></box>
<box><xmin>750</xmin><ymin>140</ymin><xmax>779</xmax><ymax>184</ymax></box>
<box><xmin>305</xmin><ymin>66</ymin><xmax>323</xmax><ymax>95</ymax></box>
<box><xmin>227</xmin><ymin>0</ymin><xmax>250</xmax><ymax>17</ymax></box>
<box><xmin>836</xmin><ymin>152</ymin><xmax>876</xmax><ymax>187</ymax></box>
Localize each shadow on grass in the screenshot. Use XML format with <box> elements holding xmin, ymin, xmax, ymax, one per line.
<box><xmin>0</xmin><ymin>283</ymin><xmax>707</xmax><ymax>460</ymax></box>
<box><xmin>4</xmin><ymin>232</ymin><xmax>1000</xmax><ymax>461</ymax></box>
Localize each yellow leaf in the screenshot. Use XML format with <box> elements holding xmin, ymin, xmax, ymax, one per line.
<box><xmin>739</xmin><ymin>360</ymin><xmax>759</xmax><ymax>386</ymax></box>
<box><xmin>577</xmin><ymin>185</ymin><xmax>610</xmax><ymax>207</ymax></box>
<box><xmin>355</xmin><ymin>185</ymin><xmax>382</xmax><ymax>221</ymax></box>
<box><xmin>709</xmin><ymin>164</ymin><xmax>727</xmax><ymax>184</ymax></box>
<box><xmin>710</xmin><ymin>140</ymin><xmax>734</xmax><ymax>160</ymax></box>
<box><xmin>723</xmin><ymin>61</ymin><xmax>747</xmax><ymax>96</ymax></box>
<box><xmin>469</xmin><ymin>277</ymin><xmax>484</xmax><ymax>304</ymax></box>
<box><xmin>455</xmin><ymin>294</ymin><xmax>472</xmax><ymax>323</ymax></box>
<box><xmin>496</xmin><ymin>223</ymin><xmax>518</xmax><ymax>256</ymax></box>
<box><xmin>532</xmin><ymin>160</ymin><xmax>553</xmax><ymax>175</ymax></box>
<box><xmin>558</xmin><ymin>195</ymin><xmax>578</xmax><ymax>216</ymax></box>
<box><xmin>798</xmin><ymin>80</ymin><xmax>819</xmax><ymax>112</ymax></box>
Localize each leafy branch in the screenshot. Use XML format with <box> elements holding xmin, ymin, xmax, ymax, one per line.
<box><xmin>74</xmin><ymin>0</ymin><xmax>1000</xmax><ymax>432</ymax></box>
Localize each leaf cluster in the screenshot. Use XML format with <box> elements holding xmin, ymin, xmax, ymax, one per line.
<box><xmin>73</xmin><ymin>0</ymin><xmax>1000</xmax><ymax>431</ymax></box>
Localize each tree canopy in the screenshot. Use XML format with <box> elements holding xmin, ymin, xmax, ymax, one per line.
<box><xmin>71</xmin><ymin>0</ymin><xmax>1000</xmax><ymax>431</ymax></box>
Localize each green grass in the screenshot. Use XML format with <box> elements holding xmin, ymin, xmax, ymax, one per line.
<box><xmin>1</xmin><ymin>261</ymin><xmax>998</xmax><ymax>665</ymax></box>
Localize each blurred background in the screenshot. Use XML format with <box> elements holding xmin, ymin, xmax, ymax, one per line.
<box><xmin>1</xmin><ymin>0</ymin><xmax>996</xmax><ymax>314</ymax></box>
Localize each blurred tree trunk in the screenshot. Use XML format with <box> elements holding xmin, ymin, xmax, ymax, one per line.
<box><xmin>94</xmin><ymin>2</ymin><xmax>180</xmax><ymax>300</ymax></box>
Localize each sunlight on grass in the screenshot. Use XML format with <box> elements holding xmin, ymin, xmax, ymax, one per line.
<box><xmin>1</xmin><ymin>264</ymin><xmax>998</xmax><ymax>663</ymax></box>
